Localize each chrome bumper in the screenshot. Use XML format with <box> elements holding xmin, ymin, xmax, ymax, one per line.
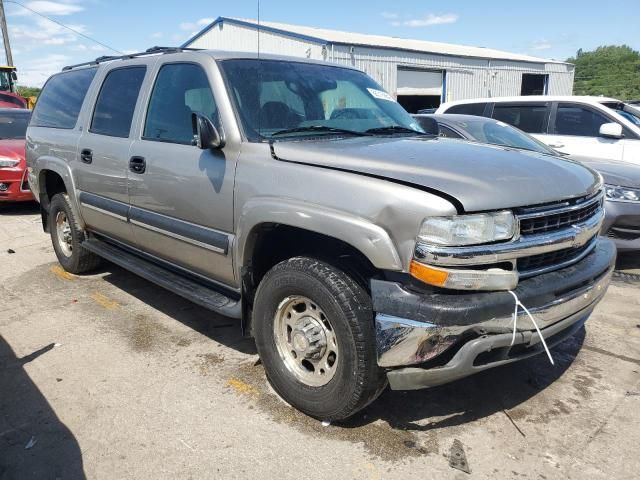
<box><xmin>386</xmin><ymin>303</ymin><xmax>594</xmax><ymax>390</ymax></box>
<box><xmin>375</xmin><ymin>267</ymin><xmax>612</xmax><ymax>368</ymax></box>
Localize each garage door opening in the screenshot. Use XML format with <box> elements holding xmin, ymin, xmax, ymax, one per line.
<box><xmin>521</xmin><ymin>74</ymin><xmax>549</xmax><ymax>96</ymax></box>
<box><xmin>396</xmin><ymin>68</ymin><xmax>443</xmax><ymax>113</ymax></box>
<box><xmin>397</xmin><ymin>95</ymin><xmax>441</xmax><ymax>113</ymax></box>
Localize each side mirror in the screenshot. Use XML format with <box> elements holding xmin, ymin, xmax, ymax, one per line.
<box><xmin>414</xmin><ymin>116</ymin><xmax>440</xmax><ymax>135</ymax></box>
<box><xmin>10</xmin><ymin>71</ymin><xmax>17</xmax><ymax>81</ymax></box>
<box><xmin>192</xmin><ymin>112</ymin><xmax>224</xmax><ymax>149</ymax></box>
<box><xmin>599</xmin><ymin>122</ymin><xmax>623</xmax><ymax>139</ymax></box>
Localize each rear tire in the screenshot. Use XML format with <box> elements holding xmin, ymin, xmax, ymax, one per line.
<box><xmin>49</xmin><ymin>193</ymin><xmax>101</xmax><ymax>274</ymax></box>
<box><xmin>253</xmin><ymin>256</ymin><xmax>387</xmax><ymax>421</ymax></box>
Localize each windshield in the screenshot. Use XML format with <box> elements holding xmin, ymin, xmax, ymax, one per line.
<box><xmin>0</xmin><ymin>111</ymin><xmax>30</xmax><ymax>139</ymax></box>
<box><xmin>0</xmin><ymin>71</ymin><xmax>11</xmax><ymax>92</ymax></box>
<box><xmin>601</xmin><ymin>101</ymin><xmax>640</xmax><ymax>126</ymax></box>
<box><xmin>451</xmin><ymin>118</ymin><xmax>556</xmax><ymax>154</ymax></box>
<box><xmin>220</xmin><ymin>59</ymin><xmax>424</xmax><ymax>141</ymax></box>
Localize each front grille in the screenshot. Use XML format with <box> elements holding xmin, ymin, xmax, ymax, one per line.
<box><xmin>517</xmin><ymin>240</ymin><xmax>595</xmax><ymax>274</ymax></box>
<box><xmin>519</xmin><ymin>196</ymin><xmax>602</xmax><ymax>235</ymax></box>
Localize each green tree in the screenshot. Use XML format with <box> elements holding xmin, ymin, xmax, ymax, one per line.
<box><xmin>567</xmin><ymin>45</ymin><xmax>640</xmax><ymax>100</ymax></box>
<box><xmin>16</xmin><ymin>86</ymin><xmax>41</xmax><ymax>98</ymax></box>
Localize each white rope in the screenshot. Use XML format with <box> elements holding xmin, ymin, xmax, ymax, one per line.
<box><xmin>507</xmin><ymin>290</ymin><xmax>554</xmax><ymax>365</ymax></box>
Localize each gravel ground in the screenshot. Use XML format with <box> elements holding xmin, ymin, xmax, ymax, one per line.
<box><xmin>1</xmin><ymin>202</ymin><xmax>639</xmax><ymax>480</ymax></box>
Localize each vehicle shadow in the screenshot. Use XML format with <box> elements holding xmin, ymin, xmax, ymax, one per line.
<box><xmin>98</xmin><ymin>264</ymin><xmax>257</xmax><ymax>355</ymax></box>
<box><xmin>344</xmin><ymin>327</ymin><xmax>585</xmax><ymax>430</ymax></box>
<box><xmin>0</xmin><ymin>201</ymin><xmax>39</xmax><ymax>216</ymax></box>
<box><xmin>0</xmin><ymin>336</ymin><xmax>86</xmax><ymax>479</ymax></box>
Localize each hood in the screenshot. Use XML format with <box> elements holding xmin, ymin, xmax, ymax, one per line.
<box><xmin>271</xmin><ymin>136</ymin><xmax>601</xmax><ymax>212</ymax></box>
<box><xmin>570</xmin><ymin>155</ymin><xmax>640</xmax><ymax>189</ymax></box>
<box><xmin>0</xmin><ymin>139</ymin><xmax>26</xmax><ymax>168</ymax></box>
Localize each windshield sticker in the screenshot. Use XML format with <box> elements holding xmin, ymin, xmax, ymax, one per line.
<box><xmin>367</xmin><ymin>88</ymin><xmax>396</xmax><ymax>102</ymax></box>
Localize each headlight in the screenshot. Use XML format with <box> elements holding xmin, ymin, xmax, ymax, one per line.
<box><xmin>418</xmin><ymin>211</ymin><xmax>516</xmax><ymax>246</ymax></box>
<box><xmin>605</xmin><ymin>184</ymin><xmax>640</xmax><ymax>203</ymax></box>
<box><xmin>0</xmin><ymin>157</ymin><xmax>19</xmax><ymax>168</ymax></box>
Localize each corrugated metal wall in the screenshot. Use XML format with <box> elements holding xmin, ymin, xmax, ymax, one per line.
<box><xmin>188</xmin><ymin>21</ymin><xmax>575</xmax><ymax>101</ymax></box>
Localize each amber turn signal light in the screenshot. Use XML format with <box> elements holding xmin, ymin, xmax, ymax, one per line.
<box><xmin>409</xmin><ymin>260</ymin><xmax>449</xmax><ymax>287</ymax></box>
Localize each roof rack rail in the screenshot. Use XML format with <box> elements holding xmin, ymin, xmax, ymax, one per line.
<box><xmin>62</xmin><ymin>46</ymin><xmax>203</xmax><ymax>71</ymax></box>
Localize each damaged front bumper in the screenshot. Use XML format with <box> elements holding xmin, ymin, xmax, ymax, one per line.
<box><xmin>372</xmin><ymin>237</ymin><xmax>616</xmax><ymax>390</ymax></box>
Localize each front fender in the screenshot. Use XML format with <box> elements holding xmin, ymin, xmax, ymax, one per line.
<box><xmin>235</xmin><ymin>197</ymin><xmax>403</xmax><ymax>278</ymax></box>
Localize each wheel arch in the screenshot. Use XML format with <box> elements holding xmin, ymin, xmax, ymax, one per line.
<box><xmin>235</xmin><ymin>198</ymin><xmax>404</xmax><ymax>335</ymax></box>
<box><xmin>235</xmin><ymin>198</ymin><xmax>403</xmax><ymax>275</ymax></box>
<box><xmin>36</xmin><ymin>160</ymin><xmax>83</xmax><ymax>232</ymax></box>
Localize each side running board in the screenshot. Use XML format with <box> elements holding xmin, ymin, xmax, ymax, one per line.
<box><xmin>82</xmin><ymin>238</ymin><xmax>241</xmax><ymax>319</ymax></box>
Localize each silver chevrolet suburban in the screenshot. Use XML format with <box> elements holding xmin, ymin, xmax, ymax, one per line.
<box><xmin>27</xmin><ymin>47</ymin><xmax>616</xmax><ymax>421</ymax></box>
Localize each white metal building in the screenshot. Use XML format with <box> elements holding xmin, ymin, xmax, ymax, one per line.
<box><xmin>183</xmin><ymin>17</ymin><xmax>575</xmax><ymax>113</ymax></box>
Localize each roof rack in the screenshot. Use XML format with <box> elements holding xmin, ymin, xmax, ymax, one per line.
<box><xmin>62</xmin><ymin>46</ymin><xmax>203</xmax><ymax>71</ymax></box>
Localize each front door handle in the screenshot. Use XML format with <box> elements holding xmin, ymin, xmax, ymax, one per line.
<box><xmin>129</xmin><ymin>156</ymin><xmax>146</xmax><ymax>174</ymax></box>
<box><xmin>80</xmin><ymin>148</ymin><xmax>93</xmax><ymax>164</ymax></box>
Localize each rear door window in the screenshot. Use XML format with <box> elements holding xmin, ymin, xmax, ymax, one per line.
<box><xmin>491</xmin><ymin>103</ymin><xmax>548</xmax><ymax>133</ymax></box>
<box><xmin>445</xmin><ymin>103</ymin><xmax>487</xmax><ymax>116</ymax></box>
<box><xmin>554</xmin><ymin>104</ymin><xmax>615</xmax><ymax>137</ymax></box>
<box><xmin>90</xmin><ymin>66</ymin><xmax>146</xmax><ymax>138</ymax></box>
<box><xmin>31</xmin><ymin>68</ymin><xmax>97</xmax><ymax>129</ymax></box>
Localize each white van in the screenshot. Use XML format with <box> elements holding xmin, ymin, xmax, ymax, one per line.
<box><xmin>436</xmin><ymin>96</ymin><xmax>640</xmax><ymax>165</ymax></box>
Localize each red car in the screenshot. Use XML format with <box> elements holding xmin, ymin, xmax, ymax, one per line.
<box><xmin>0</xmin><ymin>92</ymin><xmax>28</xmax><ymax>109</ymax></box>
<box><xmin>0</xmin><ymin>108</ymin><xmax>32</xmax><ymax>203</ymax></box>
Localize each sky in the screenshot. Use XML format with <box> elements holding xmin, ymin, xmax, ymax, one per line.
<box><xmin>4</xmin><ymin>0</ymin><xmax>640</xmax><ymax>87</ymax></box>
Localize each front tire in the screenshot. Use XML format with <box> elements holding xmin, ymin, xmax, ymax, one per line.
<box><xmin>49</xmin><ymin>193</ymin><xmax>101</xmax><ymax>274</ymax></box>
<box><xmin>253</xmin><ymin>257</ymin><xmax>387</xmax><ymax>421</ymax></box>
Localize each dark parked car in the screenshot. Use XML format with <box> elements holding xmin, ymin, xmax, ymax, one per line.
<box><xmin>414</xmin><ymin>113</ymin><xmax>640</xmax><ymax>252</ymax></box>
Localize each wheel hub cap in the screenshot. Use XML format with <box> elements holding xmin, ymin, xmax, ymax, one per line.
<box><xmin>273</xmin><ymin>296</ymin><xmax>339</xmax><ymax>387</ymax></box>
<box><xmin>292</xmin><ymin>317</ymin><xmax>327</xmax><ymax>359</ymax></box>
<box><xmin>55</xmin><ymin>211</ymin><xmax>73</xmax><ymax>257</ymax></box>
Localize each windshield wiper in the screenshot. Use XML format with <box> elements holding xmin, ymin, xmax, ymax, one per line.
<box><xmin>365</xmin><ymin>125</ymin><xmax>429</xmax><ymax>135</ymax></box>
<box><xmin>270</xmin><ymin>125</ymin><xmax>370</xmax><ymax>137</ymax></box>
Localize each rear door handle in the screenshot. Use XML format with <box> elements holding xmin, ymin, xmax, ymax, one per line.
<box><xmin>129</xmin><ymin>156</ymin><xmax>146</xmax><ymax>174</ymax></box>
<box><xmin>80</xmin><ymin>148</ymin><xmax>93</xmax><ymax>164</ymax></box>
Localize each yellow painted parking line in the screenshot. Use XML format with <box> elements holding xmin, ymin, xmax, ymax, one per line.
<box><xmin>90</xmin><ymin>292</ymin><xmax>119</xmax><ymax>310</ymax></box>
<box><xmin>50</xmin><ymin>265</ymin><xmax>74</xmax><ymax>281</ymax></box>
<box><xmin>226</xmin><ymin>378</ymin><xmax>258</xmax><ymax>397</ymax></box>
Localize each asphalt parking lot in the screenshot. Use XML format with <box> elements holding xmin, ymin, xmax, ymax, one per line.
<box><xmin>1</xmin><ymin>202</ymin><xmax>639</xmax><ymax>480</ymax></box>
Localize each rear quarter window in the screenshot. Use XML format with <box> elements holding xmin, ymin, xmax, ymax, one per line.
<box><xmin>31</xmin><ymin>68</ymin><xmax>97</xmax><ymax>129</ymax></box>
<box><xmin>438</xmin><ymin>124</ymin><xmax>464</xmax><ymax>138</ymax></box>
